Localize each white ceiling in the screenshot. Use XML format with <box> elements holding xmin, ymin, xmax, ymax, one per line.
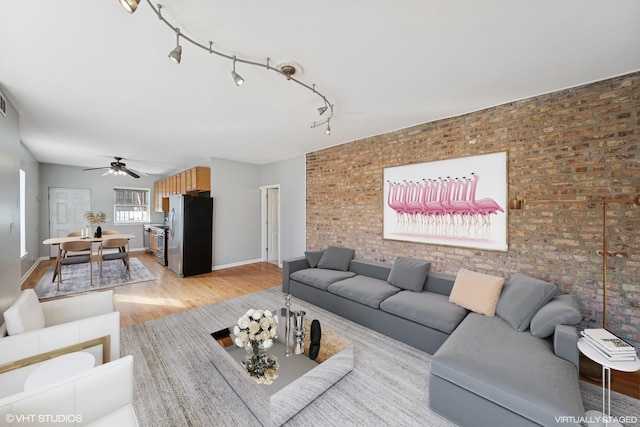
<box><xmin>1</xmin><ymin>0</ymin><xmax>639</xmax><ymax>175</ymax></box>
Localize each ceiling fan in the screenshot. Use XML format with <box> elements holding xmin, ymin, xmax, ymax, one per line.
<box><xmin>82</xmin><ymin>157</ymin><xmax>147</xmax><ymax>178</ymax></box>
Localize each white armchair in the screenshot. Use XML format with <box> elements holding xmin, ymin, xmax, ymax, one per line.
<box><xmin>0</xmin><ymin>355</ymin><xmax>138</xmax><ymax>427</ymax></box>
<box><xmin>0</xmin><ymin>289</ymin><xmax>120</xmax><ymax>398</ymax></box>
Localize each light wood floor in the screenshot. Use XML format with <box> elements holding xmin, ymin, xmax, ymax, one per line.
<box><xmin>22</xmin><ymin>252</ymin><xmax>639</xmax><ymax>399</ymax></box>
<box><xmin>22</xmin><ymin>251</ymin><xmax>281</xmax><ymax>328</ymax></box>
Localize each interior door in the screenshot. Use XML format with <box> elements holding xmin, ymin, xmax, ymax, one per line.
<box><xmin>48</xmin><ymin>187</ymin><xmax>91</xmax><ymax>257</ymax></box>
<box><xmin>266</xmin><ymin>187</ymin><xmax>279</xmax><ymax>265</ymax></box>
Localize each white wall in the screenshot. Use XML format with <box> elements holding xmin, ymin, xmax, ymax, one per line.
<box><xmin>38</xmin><ymin>164</ymin><xmax>165</xmax><ymax>256</ymax></box>
<box><xmin>0</xmin><ymin>90</ymin><xmax>21</xmax><ymax>314</ymax></box>
<box><xmin>260</xmin><ymin>155</ymin><xmax>306</xmax><ymax>261</ymax></box>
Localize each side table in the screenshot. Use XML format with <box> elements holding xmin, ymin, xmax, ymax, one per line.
<box><xmin>23</xmin><ymin>351</ymin><xmax>96</xmax><ymax>391</ymax></box>
<box><xmin>577</xmin><ymin>338</ymin><xmax>640</xmax><ymax>427</ymax></box>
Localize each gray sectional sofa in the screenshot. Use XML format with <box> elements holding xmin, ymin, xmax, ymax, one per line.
<box><xmin>282</xmin><ymin>246</ymin><xmax>586</xmax><ymax>427</ymax></box>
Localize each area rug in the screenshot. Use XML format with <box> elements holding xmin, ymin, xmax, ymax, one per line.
<box><xmin>120</xmin><ymin>287</ymin><xmax>640</xmax><ymax>427</ymax></box>
<box><xmin>35</xmin><ymin>258</ymin><xmax>156</xmax><ymax>299</ymax></box>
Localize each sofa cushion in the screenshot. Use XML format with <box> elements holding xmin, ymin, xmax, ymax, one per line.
<box><xmin>431</xmin><ymin>313</ymin><xmax>585</xmax><ymax>426</ymax></box>
<box><xmin>530</xmin><ymin>294</ymin><xmax>582</xmax><ymax>338</ymax></box>
<box><xmin>317</xmin><ymin>246</ymin><xmax>355</xmax><ymax>271</ymax></box>
<box><xmin>448</xmin><ymin>269</ymin><xmax>505</xmax><ymax>316</ymax></box>
<box><xmin>387</xmin><ymin>257</ymin><xmax>431</xmax><ymax>292</ymax></box>
<box><xmin>290</xmin><ymin>268</ymin><xmax>356</xmax><ymax>291</ymax></box>
<box><xmin>327</xmin><ymin>276</ymin><xmax>402</xmax><ymax>309</ymax></box>
<box><xmin>3</xmin><ymin>289</ymin><xmax>46</xmax><ymax>335</ymax></box>
<box><xmin>496</xmin><ymin>273</ymin><xmax>557</xmax><ymax>331</ymax></box>
<box><xmin>380</xmin><ymin>290</ymin><xmax>468</xmax><ymax>334</ymax></box>
<box><xmin>304</xmin><ymin>250</ymin><xmax>324</xmax><ymax>268</ymax></box>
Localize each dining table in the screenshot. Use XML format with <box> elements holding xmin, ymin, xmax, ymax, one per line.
<box><xmin>43</xmin><ymin>234</ymin><xmax>135</xmax><ymax>283</ymax></box>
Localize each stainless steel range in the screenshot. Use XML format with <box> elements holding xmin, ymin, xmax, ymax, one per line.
<box><xmin>147</xmin><ymin>225</ymin><xmax>169</xmax><ymax>266</ymax></box>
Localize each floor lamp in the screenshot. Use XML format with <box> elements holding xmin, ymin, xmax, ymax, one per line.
<box><xmin>510</xmin><ymin>194</ymin><xmax>640</xmax><ymax>329</ymax></box>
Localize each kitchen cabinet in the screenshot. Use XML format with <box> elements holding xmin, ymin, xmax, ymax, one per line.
<box><xmin>153</xmin><ymin>167</ymin><xmax>210</xmax><ymax>212</ymax></box>
<box><xmin>150</xmin><ymin>228</ymin><xmax>158</xmax><ymax>254</ymax></box>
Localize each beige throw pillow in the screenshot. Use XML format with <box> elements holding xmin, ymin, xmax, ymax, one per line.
<box><xmin>449</xmin><ymin>268</ymin><xmax>505</xmax><ymax>316</ymax></box>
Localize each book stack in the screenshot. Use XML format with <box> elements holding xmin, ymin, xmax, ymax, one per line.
<box><xmin>581</xmin><ymin>328</ymin><xmax>637</xmax><ymax>362</ymax></box>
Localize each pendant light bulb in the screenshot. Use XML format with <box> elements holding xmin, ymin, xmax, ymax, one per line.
<box><xmin>118</xmin><ymin>0</ymin><xmax>140</xmax><ymax>13</ymax></box>
<box><xmin>231</xmin><ymin>56</ymin><xmax>244</xmax><ymax>86</ymax></box>
<box><xmin>325</xmin><ymin>123</ymin><xmax>331</xmax><ymax>136</ymax></box>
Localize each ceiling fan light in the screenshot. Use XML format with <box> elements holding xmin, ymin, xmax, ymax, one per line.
<box><xmin>118</xmin><ymin>0</ymin><xmax>140</xmax><ymax>13</ymax></box>
<box><xmin>168</xmin><ymin>45</ymin><xmax>182</xmax><ymax>63</ymax></box>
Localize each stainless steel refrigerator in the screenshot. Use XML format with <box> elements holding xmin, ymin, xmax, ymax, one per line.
<box><xmin>167</xmin><ymin>194</ymin><xmax>213</xmax><ymax>277</ymax></box>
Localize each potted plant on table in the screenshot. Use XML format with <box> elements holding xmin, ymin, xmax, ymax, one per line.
<box><xmin>84</xmin><ymin>211</ymin><xmax>107</xmax><ymax>238</ymax></box>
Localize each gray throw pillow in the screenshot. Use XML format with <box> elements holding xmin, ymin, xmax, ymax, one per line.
<box><xmin>304</xmin><ymin>250</ymin><xmax>324</xmax><ymax>268</ymax></box>
<box><xmin>387</xmin><ymin>257</ymin><xmax>431</xmax><ymax>292</ymax></box>
<box><xmin>530</xmin><ymin>294</ymin><xmax>582</xmax><ymax>338</ymax></box>
<box><xmin>317</xmin><ymin>246</ymin><xmax>355</xmax><ymax>271</ymax></box>
<box><xmin>496</xmin><ymin>273</ymin><xmax>557</xmax><ymax>331</ymax></box>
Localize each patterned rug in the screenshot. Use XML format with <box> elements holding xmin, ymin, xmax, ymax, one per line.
<box><xmin>35</xmin><ymin>257</ymin><xmax>156</xmax><ymax>299</ymax></box>
<box><xmin>120</xmin><ymin>287</ymin><xmax>640</xmax><ymax>427</ymax></box>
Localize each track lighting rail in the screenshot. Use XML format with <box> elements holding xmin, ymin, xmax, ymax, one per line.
<box><xmin>123</xmin><ymin>0</ymin><xmax>334</xmax><ymax>133</ymax></box>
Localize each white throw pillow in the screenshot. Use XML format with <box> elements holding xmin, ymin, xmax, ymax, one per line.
<box><xmin>3</xmin><ymin>289</ymin><xmax>46</xmax><ymax>335</ymax></box>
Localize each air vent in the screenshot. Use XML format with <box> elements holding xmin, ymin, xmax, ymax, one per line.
<box><xmin>0</xmin><ymin>90</ymin><xmax>6</xmax><ymax>117</ymax></box>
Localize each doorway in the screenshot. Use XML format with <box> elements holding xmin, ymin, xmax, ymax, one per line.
<box><xmin>48</xmin><ymin>187</ymin><xmax>91</xmax><ymax>257</ymax></box>
<box><xmin>261</xmin><ymin>185</ymin><xmax>280</xmax><ymax>266</ymax></box>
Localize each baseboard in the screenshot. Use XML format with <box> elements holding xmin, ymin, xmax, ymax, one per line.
<box><xmin>20</xmin><ymin>257</ymin><xmax>46</xmax><ymax>285</ymax></box>
<box><xmin>213</xmin><ymin>258</ymin><xmax>263</xmax><ymax>271</ymax></box>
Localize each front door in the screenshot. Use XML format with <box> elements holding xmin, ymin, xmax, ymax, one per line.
<box><xmin>48</xmin><ymin>187</ymin><xmax>91</xmax><ymax>257</ymax></box>
<box><xmin>266</xmin><ymin>187</ymin><xmax>279</xmax><ymax>265</ymax></box>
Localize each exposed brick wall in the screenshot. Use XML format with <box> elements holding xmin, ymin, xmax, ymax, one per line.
<box><xmin>306</xmin><ymin>72</ymin><xmax>640</xmax><ymax>344</ymax></box>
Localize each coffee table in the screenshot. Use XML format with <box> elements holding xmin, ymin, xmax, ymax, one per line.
<box><xmin>211</xmin><ymin>308</ymin><xmax>353</xmax><ymax>426</ymax></box>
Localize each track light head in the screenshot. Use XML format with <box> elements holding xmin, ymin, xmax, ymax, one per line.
<box><xmin>169</xmin><ymin>45</ymin><xmax>182</xmax><ymax>63</ymax></box>
<box><xmin>119</xmin><ymin>0</ymin><xmax>140</xmax><ymax>13</ymax></box>
<box><xmin>231</xmin><ymin>56</ymin><xmax>244</xmax><ymax>86</ymax></box>
<box><xmin>325</xmin><ymin>123</ymin><xmax>331</xmax><ymax>135</ymax></box>
<box><xmin>232</xmin><ymin>71</ymin><xmax>244</xmax><ymax>86</ymax></box>
<box><xmin>318</xmin><ymin>106</ymin><xmax>328</xmax><ymax>115</ymax></box>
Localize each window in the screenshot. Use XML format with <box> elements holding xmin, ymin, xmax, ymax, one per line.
<box><xmin>113</xmin><ymin>187</ymin><xmax>150</xmax><ymax>223</ymax></box>
<box><xmin>20</xmin><ymin>169</ymin><xmax>27</xmax><ymax>258</ymax></box>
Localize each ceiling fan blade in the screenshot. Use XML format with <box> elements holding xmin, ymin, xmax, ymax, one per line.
<box><xmin>128</xmin><ymin>168</ymin><xmax>147</xmax><ymax>177</ymax></box>
<box><xmin>125</xmin><ymin>169</ymin><xmax>140</xmax><ymax>178</ymax></box>
<box><xmin>82</xmin><ymin>167</ymin><xmax>109</xmax><ymax>171</ymax></box>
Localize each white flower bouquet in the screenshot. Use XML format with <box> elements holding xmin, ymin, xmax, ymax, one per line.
<box><xmin>233</xmin><ymin>309</ymin><xmax>279</xmax><ymax>350</ymax></box>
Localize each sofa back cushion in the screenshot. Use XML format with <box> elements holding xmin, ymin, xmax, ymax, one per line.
<box><xmin>496</xmin><ymin>273</ymin><xmax>557</xmax><ymax>332</ymax></box>
<box><xmin>304</xmin><ymin>250</ymin><xmax>324</xmax><ymax>268</ymax></box>
<box><xmin>448</xmin><ymin>269</ymin><xmax>505</xmax><ymax>316</ymax></box>
<box><xmin>529</xmin><ymin>294</ymin><xmax>582</xmax><ymax>338</ymax></box>
<box><xmin>317</xmin><ymin>246</ymin><xmax>355</xmax><ymax>271</ymax></box>
<box><xmin>3</xmin><ymin>289</ymin><xmax>45</xmax><ymax>335</ymax></box>
<box><xmin>387</xmin><ymin>256</ymin><xmax>431</xmax><ymax>292</ymax></box>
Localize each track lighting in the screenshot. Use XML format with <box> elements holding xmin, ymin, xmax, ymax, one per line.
<box><xmin>231</xmin><ymin>56</ymin><xmax>244</xmax><ymax>86</ymax></box>
<box><xmin>168</xmin><ymin>29</ymin><xmax>182</xmax><ymax>63</ymax></box>
<box><xmin>118</xmin><ymin>0</ymin><xmax>139</xmax><ymax>14</ymax></box>
<box><xmin>118</xmin><ymin>0</ymin><xmax>334</xmax><ymax>133</ymax></box>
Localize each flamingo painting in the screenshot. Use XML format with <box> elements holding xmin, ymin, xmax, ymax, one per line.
<box><xmin>383</xmin><ymin>152</ymin><xmax>508</xmax><ymax>251</ymax></box>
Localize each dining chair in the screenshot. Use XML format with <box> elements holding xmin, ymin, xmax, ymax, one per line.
<box><xmin>99</xmin><ymin>238</ymin><xmax>130</xmax><ymax>281</ymax></box>
<box><xmin>57</xmin><ymin>240</ymin><xmax>93</xmax><ymax>290</ymax></box>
